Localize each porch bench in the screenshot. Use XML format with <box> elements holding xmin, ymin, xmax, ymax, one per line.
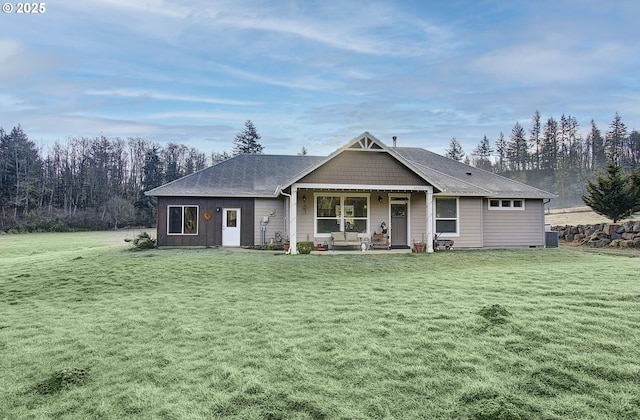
<box><xmin>331</xmin><ymin>231</ymin><xmax>361</xmax><ymax>250</ymax></box>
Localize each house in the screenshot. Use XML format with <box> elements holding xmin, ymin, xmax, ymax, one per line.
<box><xmin>145</xmin><ymin>132</ymin><xmax>555</xmax><ymax>252</ymax></box>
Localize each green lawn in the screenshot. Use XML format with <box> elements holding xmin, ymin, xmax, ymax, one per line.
<box><xmin>1</xmin><ymin>232</ymin><xmax>639</xmax><ymax>419</ymax></box>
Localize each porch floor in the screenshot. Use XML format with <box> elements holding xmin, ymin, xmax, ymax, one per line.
<box><xmin>313</xmin><ymin>248</ymin><xmax>414</xmax><ymax>255</ymax></box>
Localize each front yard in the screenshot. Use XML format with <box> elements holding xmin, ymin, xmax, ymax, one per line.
<box><xmin>1</xmin><ymin>231</ymin><xmax>639</xmax><ymax>418</ymax></box>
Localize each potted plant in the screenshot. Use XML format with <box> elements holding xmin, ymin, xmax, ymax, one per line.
<box><xmin>283</xmin><ymin>239</ymin><xmax>290</xmax><ymax>252</ymax></box>
<box><xmin>413</xmin><ymin>234</ymin><xmax>426</xmax><ymax>253</ymax></box>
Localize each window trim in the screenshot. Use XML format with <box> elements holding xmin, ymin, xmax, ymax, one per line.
<box><xmin>167</xmin><ymin>205</ymin><xmax>199</xmax><ymax>235</ymax></box>
<box><xmin>314</xmin><ymin>193</ymin><xmax>370</xmax><ymax>237</ymax></box>
<box><xmin>435</xmin><ymin>196</ymin><xmax>459</xmax><ymax>237</ymax></box>
<box><xmin>488</xmin><ymin>199</ymin><xmax>525</xmax><ymax>210</ymax></box>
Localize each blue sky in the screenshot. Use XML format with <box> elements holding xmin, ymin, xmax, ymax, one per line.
<box><xmin>1</xmin><ymin>0</ymin><xmax>639</xmax><ymax>156</ymax></box>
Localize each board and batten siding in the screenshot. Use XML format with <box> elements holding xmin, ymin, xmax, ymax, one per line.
<box><xmin>482</xmin><ymin>199</ymin><xmax>545</xmax><ymax>247</ymax></box>
<box><xmin>156</xmin><ymin>197</ymin><xmax>255</xmax><ymax>247</ymax></box>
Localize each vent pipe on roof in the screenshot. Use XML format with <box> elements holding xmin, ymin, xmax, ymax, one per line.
<box><xmin>392</xmin><ymin>136</ymin><xmax>397</xmax><ymax>148</ymax></box>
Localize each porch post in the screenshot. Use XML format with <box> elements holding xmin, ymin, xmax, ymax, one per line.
<box><xmin>426</xmin><ymin>187</ymin><xmax>434</xmax><ymax>253</ymax></box>
<box><xmin>289</xmin><ymin>184</ymin><xmax>298</xmax><ymax>254</ymax></box>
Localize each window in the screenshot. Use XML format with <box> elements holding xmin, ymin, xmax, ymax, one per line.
<box><xmin>168</xmin><ymin>205</ymin><xmax>198</xmax><ymax>234</ymax></box>
<box><xmin>315</xmin><ymin>194</ymin><xmax>368</xmax><ymax>235</ymax></box>
<box><xmin>435</xmin><ymin>197</ymin><xmax>458</xmax><ymax>235</ymax></box>
<box><xmin>488</xmin><ymin>199</ymin><xmax>525</xmax><ymax>210</ymax></box>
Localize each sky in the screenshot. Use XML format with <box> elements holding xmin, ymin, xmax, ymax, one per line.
<box><xmin>1</xmin><ymin>0</ymin><xmax>639</xmax><ymax>157</ymax></box>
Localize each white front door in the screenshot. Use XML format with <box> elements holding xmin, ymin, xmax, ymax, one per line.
<box><xmin>222</xmin><ymin>208</ymin><xmax>241</xmax><ymax>246</ymax></box>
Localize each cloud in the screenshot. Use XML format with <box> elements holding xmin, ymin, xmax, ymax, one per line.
<box><xmin>470</xmin><ymin>41</ymin><xmax>627</xmax><ymax>85</ymax></box>
<box><xmin>85</xmin><ymin>88</ymin><xmax>261</xmax><ymax>106</ymax></box>
<box><xmin>0</xmin><ymin>94</ymin><xmax>34</xmax><ymax>112</ymax></box>
<box><xmin>88</xmin><ymin>0</ymin><xmax>191</xmax><ymax>18</ymax></box>
<box><xmin>0</xmin><ymin>38</ymin><xmax>65</xmax><ymax>84</ymax></box>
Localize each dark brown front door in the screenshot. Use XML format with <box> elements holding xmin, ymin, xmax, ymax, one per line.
<box><xmin>391</xmin><ymin>203</ymin><xmax>407</xmax><ymax>247</ymax></box>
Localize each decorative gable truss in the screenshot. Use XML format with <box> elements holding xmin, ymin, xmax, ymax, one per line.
<box><xmin>347</xmin><ymin>135</ymin><xmax>385</xmax><ymax>151</ymax></box>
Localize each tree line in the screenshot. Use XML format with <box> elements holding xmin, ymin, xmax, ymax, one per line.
<box><xmin>2</xmin><ymin>114</ymin><xmax>638</xmax><ymax>232</ymax></box>
<box><xmin>0</xmin><ymin>120</ymin><xmax>264</xmax><ymax>232</ymax></box>
<box><xmin>446</xmin><ymin>112</ymin><xmax>640</xmax><ymax>207</ymax></box>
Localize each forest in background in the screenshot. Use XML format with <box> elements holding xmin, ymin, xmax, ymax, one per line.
<box><xmin>1</xmin><ymin>112</ymin><xmax>639</xmax><ymax>232</ymax></box>
<box><xmin>448</xmin><ymin>112</ymin><xmax>639</xmax><ymax>208</ymax></box>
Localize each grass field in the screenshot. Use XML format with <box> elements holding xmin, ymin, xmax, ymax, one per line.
<box><xmin>1</xmin><ymin>231</ymin><xmax>639</xmax><ymax>419</ymax></box>
<box><xmin>545</xmin><ymin>206</ymin><xmax>640</xmax><ymax>226</ymax></box>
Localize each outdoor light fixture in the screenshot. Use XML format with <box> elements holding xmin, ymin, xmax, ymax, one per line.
<box><xmin>378</xmin><ymin>196</ymin><xmax>383</xmax><ymax>203</ymax></box>
<box><xmin>302</xmin><ymin>195</ymin><xmax>306</xmax><ymax>202</ymax></box>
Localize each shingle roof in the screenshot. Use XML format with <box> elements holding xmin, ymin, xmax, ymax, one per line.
<box><xmin>145</xmin><ymin>154</ymin><xmax>324</xmax><ymax>197</ymax></box>
<box><xmin>145</xmin><ymin>139</ymin><xmax>555</xmax><ymax>199</ymax></box>
<box><xmin>393</xmin><ymin>147</ymin><xmax>555</xmax><ymax>198</ymax></box>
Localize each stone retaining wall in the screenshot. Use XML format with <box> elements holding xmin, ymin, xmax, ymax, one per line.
<box><xmin>551</xmin><ymin>221</ymin><xmax>640</xmax><ymax>248</ymax></box>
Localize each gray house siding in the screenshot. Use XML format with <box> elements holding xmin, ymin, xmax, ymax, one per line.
<box><xmin>409</xmin><ymin>194</ymin><xmax>426</xmax><ymax>245</ymax></box>
<box><xmin>299</xmin><ymin>151</ymin><xmax>427</xmax><ymax>186</ymax></box>
<box><xmin>157</xmin><ymin>197</ymin><xmax>254</xmax><ymax>247</ymax></box>
<box><xmin>457</xmin><ymin>197</ymin><xmax>484</xmax><ymax>248</ymax></box>
<box><xmin>254</xmin><ymin>198</ymin><xmax>286</xmax><ymax>246</ymax></box>
<box><xmin>482</xmin><ymin>199</ymin><xmax>545</xmax><ymax>247</ymax></box>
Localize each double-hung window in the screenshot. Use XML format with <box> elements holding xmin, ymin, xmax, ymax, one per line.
<box><xmin>435</xmin><ymin>197</ymin><xmax>458</xmax><ymax>235</ymax></box>
<box><xmin>315</xmin><ymin>194</ymin><xmax>369</xmax><ymax>235</ymax></box>
<box><xmin>168</xmin><ymin>205</ymin><xmax>198</xmax><ymax>235</ymax></box>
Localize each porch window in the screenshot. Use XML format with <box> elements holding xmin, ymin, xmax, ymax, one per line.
<box><xmin>168</xmin><ymin>205</ymin><xmax>198</xmax><ymax>235</ymax></box>
<box><xmin>315</xmin><ymin>194</ymin><xmax>369</xmax><ymax>235</ymax></box>
<box><xmin>435</xmin><ymin>197</ymin><xmax>458</xmax><ymax>235</ymax></box>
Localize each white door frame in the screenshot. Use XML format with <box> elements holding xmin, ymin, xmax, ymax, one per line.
<box><xmin>389</xmin><ymin>195</ymin><xmax>411</xmax><ymax>247</ymax></box>
<box><xmin>222</xmin><ymin>208</ymin><xmax>241</xmax><ymax>246</ymax></box>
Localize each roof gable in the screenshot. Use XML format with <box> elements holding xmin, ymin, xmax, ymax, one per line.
<box><xmin>282</xmin><ymin>132</ymin><xmax>435</xmax><ymax>189</ymax></box>
<box><xmin>298</xmin><ymin>150</ymin><xmax>427</xmax><ymax>186</ymax></box>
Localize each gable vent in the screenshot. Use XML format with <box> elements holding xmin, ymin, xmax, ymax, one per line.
<box><xmin>349</xmin><ymin>136</ymin><xmax>384</xmax><ymax>151</ymax></box>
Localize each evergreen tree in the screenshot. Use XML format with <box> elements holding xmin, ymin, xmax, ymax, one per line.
<box><xmin>298</xmin><ymin>146</ymin><xmax>308</xmax><ymax>156</ymax></box>
<box><xmin>445</xmin><ymin>137</ymin><xmax>464</xmax><ymax>161</ymax></box>
<box><xmin>0</xmin><ymin>125</ymin><xmax>43</xmax><ymax>219</ymax></box>
<box><xmin>588</xmin><ymin>120</ymin><xmax>606</xmax><ymax>171</ymax></box>
<box><xmin>507</xmin><ymin>122</ymin><xmax>528</xmax><ymax>171</ymax></box>
<box><xmin>540</xmin><ymin>117</ymin><xmax>558</xmax><ymax>171</ymax></box>
<box><xmin>631</xmin><ymin>169</ymin><xmax>640</xmax><ymax>212</ymax></box>
<box><xmin>135</xmin><ymin>145</ymin><xmax>163</xmax><ymax>225</ymax></box>
<box><xmin>471</xmin><ymin>135</ymin><xmax>494</xmax><ymax>170</ymax></box>
<box><xmin>529</xmin><ymin>110</ymin><xmax>541</xmax><ymax>170</ymax></box>
<box><xmin>495</xmin><ymin>132</ymin><xmax>507</xmax><ymax>173</ymax></box>
<box><xmin>582</xmin><ymin>163</ymin><xmax>639</xmax><ymax>223</ymax></box>
<box><xmin>606</xmin><ymin>112</ymin><xmax>627</xmax><ymax>165</ymax></box>
<box><xmin>233</xmin><ymin>120</ymin><xmax>264</xmax><ymax>155</ymax></box>
<box><xmin>559</xmin><ymin>114</ymin><xmax>570</xmax><ymax>165</ymax></box>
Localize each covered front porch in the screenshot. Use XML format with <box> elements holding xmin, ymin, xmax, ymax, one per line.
<box><xmin>283</xmin><ymin>183</ymin><xmax>434</xmax><ymax>254</ymax></box>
